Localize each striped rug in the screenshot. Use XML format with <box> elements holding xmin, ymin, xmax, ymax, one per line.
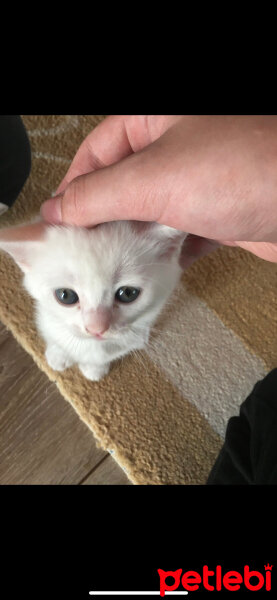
<box><xmin>0</xmin><ymin>115</ymin><xmax>276</xmax><ymax>484</ymax></box>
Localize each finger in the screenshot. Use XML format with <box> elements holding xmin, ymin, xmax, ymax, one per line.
<box><xmin>41</xmin><ymin>150</ymin><xmax>164</xmax><ymax>226</ymax></box>
<box><xmin>55</xmin><ymin>115</ymin><xmax>179</xmax><ymax>195</ymax></box>
<box><xmin>219</xmin><ymin>239</ymin><xmax>277</xmax><ymax>262</ymax></box>
<box><xmin>55</xmin><ymin>115</ymin><xmax>134</xmax><ymax>195</ymax></box>
<box><xmin>235</xmin><ymin>241</ymin><xmax>277</xmax><ymax>262</ymax></box>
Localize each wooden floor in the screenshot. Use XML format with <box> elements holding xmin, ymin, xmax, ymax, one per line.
<box><xmin>0</xmin><ymin>322</ymin><xmax>131</xmax><ymax>485</ymax></box>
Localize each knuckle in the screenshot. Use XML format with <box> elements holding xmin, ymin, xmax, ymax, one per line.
<box><xmin>62</xmin><ymin>176</ymin><xmax>86</xmax><ymax>225</ymax></box>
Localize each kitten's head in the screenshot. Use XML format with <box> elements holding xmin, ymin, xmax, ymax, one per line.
<box><xmin>0</xmin><ymin>219</ymin><xmax>187</xmax><ymax>340</ymax></box>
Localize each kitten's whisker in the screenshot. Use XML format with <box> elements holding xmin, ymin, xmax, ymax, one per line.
<box><xmin>128</xmin><ymin>325</ymin><xmax>165</xmax><ymax>356</ymax></box>
<box><xmin>130</xmin><ymin>348</ymin><xmax>149</xmax><ymax>371</ymax></box>
<box><xmin>126</xmin><ymin>328</ymin><xmax>150</xmax><ymax>371</ymax></box>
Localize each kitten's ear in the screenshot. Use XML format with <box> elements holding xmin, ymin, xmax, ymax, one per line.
<box><xmin>0</xmin><ymin>220</ymin><xmax>48</xmax><ymax>273</ymax></box>
<box><xmin>149</xmin><ymin>223</ymin><xmax>188</xmax><ymax>241</ymax></box>
<box><xmin>148</xmin><ymin>222</ymin><xmax>188</xmax><ymax>261</ymax></box>
<box><xmin>131</xmin><ymin>220</ymin><xmax>188</xmax><ymax>262</ymax></box>
<box><xmin>132</xmin><ymin>220</ymin><xmax>187</xmax><ymax>241</ymax></box>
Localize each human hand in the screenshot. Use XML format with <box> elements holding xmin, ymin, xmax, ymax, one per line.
<box><xmin>40</xmin><ymin>115</ymin><xmax>277</xmax><ymax>264</ymax></box>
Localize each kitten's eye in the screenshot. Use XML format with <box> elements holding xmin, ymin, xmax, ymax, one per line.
<box><xmin>55</xmin><ymin>288</ymin><xmax>79</xmax><ymax>305</ymax></box>
<box><xmin>115</xmin><ymin>286</ymin><xmax>140</xmax><ymax>303</ymax></box>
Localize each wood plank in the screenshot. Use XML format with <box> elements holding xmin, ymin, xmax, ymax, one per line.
<box><xmin>81</xmin><ymin>455</ymin><xmax>132</xmax><ymax>485</ymax></box>
<box><xmin>0</xmin><ymin>322</ymin><xmax>109</xmax><ymax>484</ymax></box>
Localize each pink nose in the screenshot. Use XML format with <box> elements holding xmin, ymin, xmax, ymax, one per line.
<box><xmin>85</xmin><ymin>326</ymin><xmax>108</xmax><ymax>337</ymax></box>
<box><xmin>84</xmin><ymin>306</ymin><xmax>111</xmax><ymax>337</ymax></box>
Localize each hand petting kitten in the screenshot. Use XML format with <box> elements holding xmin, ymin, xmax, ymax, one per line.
<box><xmin>3</xmin><ymin>115</ymin><xmax>277</xmax><ymax>380</ymax></box>
<box><xmin>41</xmin><ymin>115</ymin><xmax>277</xmax><ymax>264</ymax></box>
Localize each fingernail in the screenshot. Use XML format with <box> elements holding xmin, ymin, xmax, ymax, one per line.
<box><xmin>40</xmin><ymin>195</ymin><xmax>62</xmax><ymax>224</ymax></box>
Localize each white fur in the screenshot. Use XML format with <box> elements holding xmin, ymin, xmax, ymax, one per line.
<box><xmin>0</xmin><ymin>220</ymin><xmax>187</xmax><ymax>380</ymax></box>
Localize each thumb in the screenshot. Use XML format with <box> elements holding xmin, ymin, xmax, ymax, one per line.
<box><xmin>40</xmin><ymin>152</ymin><xmax>162</xmax><ymax>227</ymax></box>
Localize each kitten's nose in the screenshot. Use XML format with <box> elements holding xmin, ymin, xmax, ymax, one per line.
<box><xmin>84</xmin><ymin>306</ymin><xmax>111</xmax><ymax>337</ymax></box>
<box><xmin>85</xmin><ymin>326</ymin><xmax>108</xmax><ymax>337</ymax></box>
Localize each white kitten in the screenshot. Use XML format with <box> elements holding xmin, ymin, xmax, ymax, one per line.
<box><xmin>0</xmin><ymin>219</ymin><xmax>187</xmax><ymax>381</ymax></box>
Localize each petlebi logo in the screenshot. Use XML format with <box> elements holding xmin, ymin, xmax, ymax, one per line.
<box><xmin>89</xmin><ymin>564</ymin><xmax>273</xmax><ymax>596</ymax></box>
<box><xmin>158</xmin><ymin>564</ymin><xmax>273</xmax><ymax>595</ymax></box>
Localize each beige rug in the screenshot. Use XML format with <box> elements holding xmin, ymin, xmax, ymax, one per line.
<box><xmin>0</xmin><ymin>115</ymin><xmax>276</xmax><ymax>484</ymax></box>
